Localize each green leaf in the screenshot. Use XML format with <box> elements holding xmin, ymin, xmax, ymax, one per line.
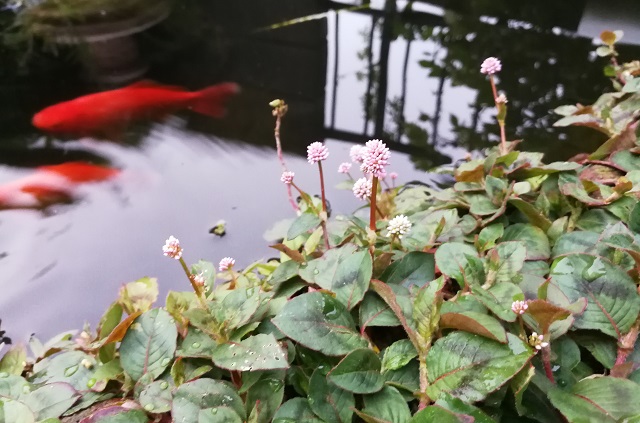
<box><xmin>408</xmin><ymin>405</ymin><xmax>472</xmax><ymax>423</ymax></box>
<box><xmin>118</xmin><ymin>277</ymin><xmax>159</xmax><ymax>315</ymax></box>
<box><xmin>299</xmin><ymin>244</ymin><xmax>372</xmax><ymax>309</ymax></box>
<box><xmin>472</xmin><ymin>283</ymin><xmax>523</xmax><ymax>322</ymax></box>
<box><xmin>273</xmin><ymin>398</ymin><xmax>324</xmax><ymax>423</ymax></box>
<box><xmin>198</xmin><ymin>407</ymin><xmax>243</xmax><ymax>423</ymax></box>
<box><xmin>245</xmin><ymin>377</ymin><xmax>285</xmax><ymax>423</ymax></box>
<box><xmin>549</xmin><ymin>376</ymin><xmax>640</xmax><ymax>422</ymax></box>
<box><xmin>120</xmin><ymin>309</ymin><xmax>177</xmax><ymax>382</ymax></box>
<box><xmin>327</xmin><ymin>349</ymin><xmax>384</xmax><ymax>394</ymax></box>
<box><xmin>413</xmin><ymin>278</ymin><xmax>445</xmax><ymax>350</ymax></box>
<box><xmin>214</xmin><ymin>288</ymin><xmax>262</xmax><ymax>332</ymax></box>
<box><xmin>380</xmin><ymin>252</ymin><xmax>435</xmax><ymax>288</ymax></box>
<box><xmin>308</xmin><ymin>370</ymin><xmax>354</xmax><ymax>423</ymax></box>
<box><xmin>212</xmin><ymin>334</ymin><xmax>288</xmax><ymax>371</ymax></box>
<box><xmin>176</xmin><ymin>328</ymin><xmax>219</xmax><ymax>359</ymax></box>
<box><xmin>88</xmin><ymin>409</ymin><xmax>149</xmax><ymax>423</ymax></box>
<box><xmin>0</xmin><ymin>398</ymin><xmax>36</xmax><ymax>423</ymax></box>
<box><xmin>435</xmin><ymin>393</ymin><xmax>497</xmax><ymax>423</ymax></box>
<box><xmin>0</xmin><ymin>344</ymin><xmax>26</xmax><ymax>375</ymax></box>
<box><xmin>477</xmin><ymin>224</ymin><xmax>504</xmax><ymax>252</ymax></box>
<box><xmin>572</xmin><ymin>333</ymin><xmax>616</xmax><ymax>369</ymax></box>
<box><xmin>138</xmin><ymin>379</ymin><xmax>173</xmax><ymax>414</ymax></box>
<box><xmin>287</xmin><ymin>212</ymin><xmax>321</xmax><ymax>240</ymax></box>
<box><xmin>357</xmin><ymin>386</ymin><xmax>411</xmax><ymax>423</ymax></box>
<box><xmin>381</xmin><ymin>340</ymin><xmax>417</xmax><ymax>372</ymax></box>
<box><xmin>172</xmin><ymin>379</ymin><xmax>245</xmax><ymax>423</ymax></box>
<box><xmin>97</xmin><ymin>302</ymin><xmax>123</xmax><ymax>363</ymax></box>
<box><xmin>489</xmin><ymin>242</ymin><xmax>526</xmax><ymax>283</ymax></box>
<box><xmin>22</xmin><ymin>383</ymin><xmax>79</xmax><ymax>420</ymax></box>
<box><xmin>501</xmin><ymin>224</ymin><xmax>550</xmax><ymax>260</ymax></box>
<box><xmin>439</xmin><ymin>312</ymin><xmax>507</xmax><ymax>343</ymax></box>
<box><xmin>426</xmin><ymin>332</ymin><xmax>534</xmax><ymax>402</ymax></box>
<box><xmin>383</xmin><ymin>360</ymin><xmax>419</xmax><ymax>395</ymax></box>
<box><xmin>269</xmin><ymin>260</ymin><xmax>301</xmax><ymax>286</ymax></box>
<box><xmin>359</xmin><ymin>292</ymin><xmax>401</xmax><ymax>328</ymax></box>
<box><xmin>623</xmin><ymin>78</ymin><xmax>640</xmax><ymax>93</ymax></box>
<box><xmin>272</xmin><ymin>292</ymin><xmax>368</xmax><ymax>356</ymax></box>
<box><xmin>550</xmin><ymin>255</ymin><xmax>640</xmax><ymax>337</ymax></box>
<box><xmin>435</xmin><ymin>243</ymin><xmax>479</xmax><ymax>287</ymax></box>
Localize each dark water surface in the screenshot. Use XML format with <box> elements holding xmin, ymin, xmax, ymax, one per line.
<box><xmin>1</xmin><ymin>0</ymin><xmax>640</xmax><ymax>342</ymax></box>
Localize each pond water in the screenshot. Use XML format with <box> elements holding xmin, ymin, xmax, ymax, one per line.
<box><xmin>1</xmin><ymin>0</ymin><xmax>640</xmax><ymax>343</ymax></box>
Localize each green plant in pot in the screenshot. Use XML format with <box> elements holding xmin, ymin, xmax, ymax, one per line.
<box><xmin>15</xmin><ymin>0</ymin><xmax>172</xmax><ymax>84</ymax></box>
<box><xmin>1</xmin><ymin>31</ymin><xmax>640</xmax><ymax>423</ymax></box>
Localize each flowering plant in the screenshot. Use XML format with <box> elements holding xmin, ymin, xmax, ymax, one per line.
<box><xmin>1</xmin><ymin>32</ymin><xmax>640</xmax><ymax>422</ymax></box>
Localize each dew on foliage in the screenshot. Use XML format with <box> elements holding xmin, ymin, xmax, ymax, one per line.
<box><xmin>22</xmin><ymin>385</ymin><xmax>30</xmax><ymax>394</ymax></box>
<box><xmin>211</xmin><ymin>408</ymin><xmax>218</xmax><ymax>414</ymax></box>
<box><xmin>313</xmin><ymin>269</ymin><xmax>320</xmax><ymax>275</ymax></box>
<box><xmin>230</xmin><ymin>362</ymin><xmax>236</xmax><ymax>367</ymax></box>
<box><xmin>87</xmin><ymin>378</ymin><xmax>96</xmax><ymax>388</ymax></box>
<box><xmin>64</xmin><ymin>365</ymin><xmax>79</xmax><ymax>377</ymax></box>
<box><xmin>145</xmin><ymin>403</ymin><xmax>154</xmax><ymax>411</ymax></box>
<box><xmin>191</xmin><ymin>342</ymin><xmax>201</xmax><ymax>349</ymax></box>
<box><xmin>160</xmin><ymin>381</ymin><xmax>169</xmax><ymax>389</ymax></box>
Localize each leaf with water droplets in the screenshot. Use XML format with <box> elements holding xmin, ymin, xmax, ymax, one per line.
<box><xmin>426</xmin><ymin>332</ymin><xmax>534</xmax><ymax>403</ymax></box>
<box><xmin>272</xmin><ymin>292</ymin><xmax>368</xmax><ymax>356</ymax></box>
<box><xmin>0</xmin><ymin>398</ymin><xmax>36</xmax><ymax>423</ymax></box>
<box><xmin>212</xmin><ymin>334</ymin><xmax>288</xmax><ymax>371</ymax></box>
<box><xmin>299</xmin><ymin>244</ymin><xmax>372</xmax><ymax>310</ymax></box>
<box><xmin>172</xmin><ymin>378</ymin><xmax>245</xmax><ymax>423</ymax></box>
<box><xmin>119</xmin><ymin>309</ymin><xmax>177</xmax><ymax>382</ymax></box>
<box><xmin>198</xmin><ymin>407</ymin><xmax>243</xmax><ymax>423</ymax></box>
<box><xmin>245</xmin><ymin>377</ymin><xmax>285</xmax><ymax>423</ymax></box>
<box><xmin>0</xmin><ymin>344</ymin><xmax>26</xmax><ymax>375</ymax></box>
<box><xmin>355</xmin><ymin>386</ymin><xmax>411</xmax><ymax>423</ymax></box>
<box><xmin>138</xmin><ymin>379</ymin><xmax>173</xmax><ymax>414</ymax></box>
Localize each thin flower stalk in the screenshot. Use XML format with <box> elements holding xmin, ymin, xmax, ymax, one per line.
<box><xmin>317</xmin><ymin>161</ymin><xmax>331</xmax><ymax>251</ymax></box>
<box><xmin>369</xmin><ymin>176</ymin><xmax>379</xmax><ymax>231</ymax></box>
<box><xmin>481</xmin><ymin>57</ymin><xmax>508</xmax><ymax>155</ymax></box>
<box><xmin>178</xmin><ymin>257</ymin><xmax>208</xmax><ymax>308</ymax></box>
<box><xmin>307</xmin><ymin>142</ymin><xmax>331</xmax><ymax>250</ymax></box>
<box><xmin>271</xmin><ymin>99</ymin><xmax>298</xmax><ymax>212</ymax></box>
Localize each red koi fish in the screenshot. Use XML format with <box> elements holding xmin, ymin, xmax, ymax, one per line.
<box><xmin>32</xmin><ymin>81</ymin><xmax>240</xmax><ymax>138</ymax></box>
<box><xmin>0</xmin><ymin>162</ymin><xmax>119</xmax><ymax>210</ymax></box>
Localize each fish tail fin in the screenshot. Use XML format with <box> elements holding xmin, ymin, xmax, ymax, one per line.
<box><xmin>39</xmin><ymin>162</ymin><xmax>119</xmax><ymax>184</ymax></box>
<box><xmin>191</xmin><ymin>83</ymin><xmax>240</xmax><ymax>118</ymax></box>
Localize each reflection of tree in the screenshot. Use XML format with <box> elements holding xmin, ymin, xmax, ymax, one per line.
<box><xmin>354</xmin><ymin>0</ymin><xmax>640</xmax><ymax>164</ymax></box>
<box><xmin>407</xmin><ymin>2</ymin><xmax>640</xmax><ymax>161</ymax></box>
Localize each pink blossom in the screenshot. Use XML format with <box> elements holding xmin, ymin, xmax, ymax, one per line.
<box><xmin>511</xmin><ymin>300</ymin><xmax>528</xmax><ymax>315</ymax></box>
<box><xmin>163</xmin><ymin>236</ymin><xmax>183</xmax><ymax>260</ymax></box>
<box><xmin>360</xmin><ymin>139</ymin><xmax>390</xmax><ymax>178</ymax></box>
<box><xmin>528</xmin><ymin>332</ymin><xmax>549</xmax><ymax>350</ymax></box>
<box><xmin>338</xmin><ymin>162</ymin><xmax>352</xmax><ymax>174</ymax></box>
<box><xmin>350</xmin><ymin>145</ymin><xmax>365</xmax><ymax>163</ymax></box>
<box><xmin>353</xmin><ymin>177</ymin><xmax>372</xmax><ymax>200</ymax></box>
<box><xmin>480</xmin><ymin>57</ymin><xmax>502</xmax><ymax>75</ymax></box>
<box><xmin>219</xmin><ymin>257</ymin><xmax>235</xmax><ymax>272</ymax></box>
<box><xmin>280</xmin><ymin>171</ymin><xmax>295</xmax><ymax>184</ymax></box>
<box><xmin>307</xmin><ymin>142</ymin><xmax>329</xmax><ymax>164</ymax></box>
<box><xmin>389</xmin><ymin>172</ymin><xmax>398</xmax><ymax>180</ymax></box>
<box><xmin>192</xmin><ymin>273</ymin><xmax>206</xmax><ymax>287</ymax></box>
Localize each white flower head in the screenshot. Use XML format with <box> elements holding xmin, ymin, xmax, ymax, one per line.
<box><xmin>511</xmin><ymin>300</ymin><xmax>528</xmax><ymax>315</ymax></box>
<box><xmin>387</xmin><ymin>215</ymin><xmax>412</xmax><ymax>239</ymax></box>
<box><xmin>163</xmin><ymin>236</ymin><xmax>183</xmax><ymax>260</ymax></box>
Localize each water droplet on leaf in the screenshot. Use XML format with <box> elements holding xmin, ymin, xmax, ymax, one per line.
<box><xmin>64</xmin><ymin>365</ymin><xmax>78</xmax><ymax>377</ymax></box>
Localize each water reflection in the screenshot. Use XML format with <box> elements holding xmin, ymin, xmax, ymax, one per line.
<box><xmin>2</xmin><ymin>0</ymin><xmax>640</xmax><ymax>341</ymax></box>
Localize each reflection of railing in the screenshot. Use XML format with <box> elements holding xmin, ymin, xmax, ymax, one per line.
<box><xmin>324</xmin><ymin>0</ymin><xmax>445</xmax><ymax>146</ymax></box>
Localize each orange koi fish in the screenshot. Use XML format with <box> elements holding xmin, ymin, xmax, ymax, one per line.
<box><xmin>32</xmin><ymin>81</ymin><xmax>240</xmax><ymax>138</ymax></box>
<box><xmin>0</xmin><ymin>162</ymin><xmax>119</xmax><ymax>210</ymax></box>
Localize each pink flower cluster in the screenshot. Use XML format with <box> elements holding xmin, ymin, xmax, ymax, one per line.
<box><xmin>280</xmin><ymin>171</ymin><xmax>295</xmax><ymax>184</ymax></box>
<box><xmin>219</xmin><ymin>257</ymin><xmax>235</xmax><ymax>272</ymax></box>
<box><xmin>307</xmin><ymin>142</ymin><xmax>329</xmax><ymax>164</ymax></box>
<box><xmin>338</xmin><ymin>162</ymin><xmax>352</xmax><ymax>174</ymax></box>
<box><xmin>480</xmin><ymin>57</ymin><xmax>502</xmax><ymax>75</ymax></box>
<box><xmin>360</xmin><ymin>139</ymin><xmax>390</xmax><ymax>178</ymax></box>
<box><xmin>511</xmin><ymin>300</ymin><xmax>528</xmax><ymax>315</ymax></box>
<box><xmin>353</xmin><ymin>177</ymin><xmax>372</xmax><ymax>200</ymax></box>
<box><xmin>162</xmin><ymin>236</ymin><xmax>183</xmax><ymax>260</ymax></box>
<box><xmin>350</xmin><ymin>145</ymin><xmax>365</xmax><ymax>163</ymax></box>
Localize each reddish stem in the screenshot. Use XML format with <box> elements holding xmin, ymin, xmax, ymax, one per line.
<box><xmin>178</xmin><ymin>257</ymin><xmax>207</xmax><ymax>308</ymax></box>
<box><xmin>542</xmin><ymin>346</ymin><xmax>555</xmax><ymax>384</ymax></box>
<box><xmin>615</xmin><ymin>322</ymin><xmax>640</xmax><ymax>366</ymax></box>
<box><xmin>489</xmin><ymin>75</ymin><xmax>498</xmax><ymax>100</ymax></box>
<box><xmin>317</xmin><ymin>162</ymin><xmax>331</xmax><ymax>251</ymax></box>
<box><xmin>369</xmin><ymin>176</ymin><xmax>379</xmax><ymax>231</ymax></box>
<box><xmin>274</xmin><ymin>111</ymin><xmax>298</xmax><ymax>212</ymax></box>
<box><xmin>499</xmin><ymin>121</ymin><xmax>507</xmax><ymax>154</ymax></box>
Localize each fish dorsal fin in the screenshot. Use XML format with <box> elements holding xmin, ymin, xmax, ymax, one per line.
<box><xmin>125</xmin><ymin>80</ymin><xmax>185</xmax><ymax>91</ymax></box>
